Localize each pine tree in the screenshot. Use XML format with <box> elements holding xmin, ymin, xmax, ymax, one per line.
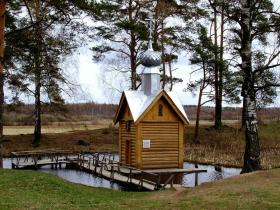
<box><xmin>86</xmin><ymin>0</ymin><xmax>148</xmax><ymax>90</ymax></box>
<box><xmin>6</xmin><ymin>0</ymin><xmax>85</xmax><ymax>145</ymax></box>
<box><xmin>211</xmin><ymin>0</ymin><xmax>280</xmax><ymax>172</ymax></box>
<box><xmin>187</xmin><ymin>25</ymin><xmax>216</xmax><ymax>143</ymax></box>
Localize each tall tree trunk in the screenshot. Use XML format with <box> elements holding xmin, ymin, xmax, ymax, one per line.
<box><xmin>217</xmin><ymin>2</ymin><xmax>224</xmax><ymax>129</ymax></box>
<box><xmin>33</xmin><ymin>0</ymin><xmax>42</xmax><ymax>145</ymax></box>
<box><xmin>0</xmin><ymin>0</ymin><xmax>5</xmax><ymax>168</ymax></box>
<box><xmin>130</xmin><ymin>37</ymin><xmax>137</xmax><ymax>90</ymax></box>
<box><xmin>194</xmin><ymin>63</ymin><xmax>206</xmax><ymax>144</ymax></box>
<box><xmin>129</xmin><ymin>0</ymin><xmax>137</xmax><ymax>90</ymax></box>
<box><xmin>168</xmin><ymin>60</ymin><xmax>173</xmax><ymax>91</ymax></box>
<box><xmin>241</xmin><ymin>97</ymin><xmax>246</xmax><ymax>128</ymax></box>
<box><xmin>240</xmin><ymin>0</ymin><xmax>261</xmax><ymax>173</ymax></box>
<box><xmin>161</xmin><ymin>20</ymin><xmax>166</xmax><ymax>90</ymax></box>
<box><xmin>213</xmin><ymin>1</ymin><xmax>222</xmax><ymax>129</ymax></box>
<box><xmin>194</xmin><ymin>85</ymin><xmax>203</xmax><ymax>144</ymax></box>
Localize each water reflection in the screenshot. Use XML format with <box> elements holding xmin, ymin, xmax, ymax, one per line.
<box><xmin>183</xmin><ymin>162</ymin><xmax>241</xmax><ymax>187</ymax></box>
<box><xmin>3</xmin><ymin>158</ymin><xmax>241</xmax><ymax>190</ymax></box>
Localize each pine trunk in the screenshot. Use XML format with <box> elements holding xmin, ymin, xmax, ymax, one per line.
<box><xmin>214</xmin><ymin>2</ymin><xmax>222</xmax><ymax>129</ymax></box>
<box><xmin>33</xmin><ymin>0</ymin><xmax>42</xmax><ymax>145</ymax></box>
<box><xmin>168</xmin><ymin>60</ymin><xmax>173</xmax><ymax>91</ymax></box>
<box><xmin>34</xmin><ymin>77</ymin><xmax>41</xmax><ymax>145</ymax></box>
<box><xmin>217</xmin><ymin>3</ymin><xmax>225</xmax><ymax>129</ymax></box>
<box><xmin>194</xmin><ymin>63</ymin><xmax>207</xmax><ymax>144</ymax></box>
<box><xmin>130</xmin><ymin>41</ymin><xmax>137</xmax><ymax>90</ymax></box>
<box><xmin>240</xmin><ymin>0</ymin><xmax>261</xmax><ymax>172</ymax></box>
<box><xmin>161</xmin><ymin>20</ymin><xmax>166</xmax><ymax>90</ymax></box>
<box><xmin>130</xmin><ymin>30</ymin><xmax>137</xmax><ymax>90</ymax></box>
<box><xmin>0</xmin><ymin>0</ymin><xmax>5</xmax><ymax>168</ymax></box>
<box><xmin>194</xmin><ymin>85</ymin><xmax>203</xmax><ymax>144</ymax></box>
<box><xmin>129</xmin><ymin>0</ymin><xmax>137</xmax><ymax>90</ymax></box>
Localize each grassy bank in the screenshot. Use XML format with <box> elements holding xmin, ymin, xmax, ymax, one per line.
<box><xmin>2</xmin><ymin>120</ymin><xmax>280</xmax><ymax>169</ymax></box>
<box><xmin>0</xmin><ymin>169</ymin><xmax>280</xmax><ymax>209</ymax></box>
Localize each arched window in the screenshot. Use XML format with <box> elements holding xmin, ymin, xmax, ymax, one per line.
<box><xmin>158</xmin><ymin>104</ymin><xmax>163</xmax><ymax>116</ymax></box>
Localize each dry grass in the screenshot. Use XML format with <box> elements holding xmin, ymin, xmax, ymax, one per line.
<box><xmin>142</xmin><ymin>168</ymin><xmax>280</xmax><ymax>209</ymax></box>
<box><xmin>3</xmin><ymin>119</ymin><xmax>112</xmax><ymax>135</ymax></box>
<box><xmin>185</xmin><ymin>120</ymin><xmax>280</xmax><ymax>169</ymax></box>
<box><xmin>2</xmin><ymin>120</ymin><xmax>280</xmax><ymax>169</ymax></box>
<box><xmin>2</xmin><ymin>126</ymin><xmax>119</xmax><ymax>156</ymax></box>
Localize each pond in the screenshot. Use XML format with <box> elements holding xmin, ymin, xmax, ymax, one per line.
<box><xmin>3</xmin><ymin>157</ymin><xmax>241</xmax><ymax>191</ymax></box>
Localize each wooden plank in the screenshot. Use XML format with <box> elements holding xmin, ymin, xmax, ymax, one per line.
<box><xmin>77</xmin><ymin>162</ymin><xmax>156</xmax><ymax>191</ymax></box>
<box><xmin>119</xmin><ymin>125</ymin><xmax>122</xmax><ymax>163</ymax></box>
<box><xmin>140</xmin><ymin>96</ymin><xmax>179</xmax><ymax>122</ymax></box>
<box><xmin>142</xmin><ymin>164</ymin><xmax>179</xmax><ymax>169</ymax></box>
<box><xmin>144</xmin><ymin>168</ymin><xmax>207</xmax><ymax>174</ymax></box>
<box><xmin>136</xmin><ymin>123</ymin><xmax>142</xmax><ymax>168</ymax></box>
<box><xmin>141</xmin><ymin>121</ymin><xmax>179</xmax><ymax>169</ymax></box>
<box><xmin>178</xmin><ymin>121</ymin><xmax>184</xmax><ymax>168</ymax></box>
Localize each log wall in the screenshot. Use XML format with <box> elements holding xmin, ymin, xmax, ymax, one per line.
<box><xmin>141</xmin><ymin>122</ymin><xmax>179</xmax><ymax>169</ymax></box>
<box><xmin>119</xmin><ymin>120</ymin><xmax>136</xmax><ymax>166</ymax></box>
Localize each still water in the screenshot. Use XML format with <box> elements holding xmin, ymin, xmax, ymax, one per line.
<box><xmin>3</xmin><ymin>157</ymin><xmax>241</xmax><ymax>191</ymax></box>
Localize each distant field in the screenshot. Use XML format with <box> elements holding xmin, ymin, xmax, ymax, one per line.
<box><xmin>3</xmin><ymin>119</ymin><xmax>113</xmax><ymax>135</ymax></box>
<box><xmin>3</xmin><ymin>119</ymin><xmax>239</xmax><ymax>135</ymax></box>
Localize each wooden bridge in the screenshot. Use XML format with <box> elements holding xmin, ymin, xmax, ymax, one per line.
<box><xmin>11</xmin><ymin>149</ymin><xmax>207</xmax><ymax>191</ymax></box>
<box><xmin>11</xmin><ymin>149</ymin><xmax>77</xmax><ymax>169</ymax></box>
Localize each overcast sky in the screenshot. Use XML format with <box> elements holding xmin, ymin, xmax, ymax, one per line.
<box><xmin>74</xmin><ymin>46</ymin><xmax>200</xmax><ymax>105</ymax></box>
<box><xmin>71</xmin><ymin>2</ymin><xmax>280</xmax><ymax>107</ymax></box>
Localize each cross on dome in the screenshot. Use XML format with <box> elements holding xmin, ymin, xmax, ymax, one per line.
<box><xmin>139</xmin><ymin>16</ymin><xmax>161</xmax><ymax>68</ymax></box>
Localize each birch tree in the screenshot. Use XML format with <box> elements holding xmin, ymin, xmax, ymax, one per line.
<box><xmin>211</xmin><ymin>0</ymin><xmax>280</xmax><ymax>172</ymax></box>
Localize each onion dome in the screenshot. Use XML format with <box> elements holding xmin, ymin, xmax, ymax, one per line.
<box><xmin>140</xmin><ymin>49</ymin><xmax>161</xmax><ymax>67</ymax></box>
<box><xmin>140</xmin><ymin>17</ymin><xmax>161</xmax><ymax>68</ymax></box>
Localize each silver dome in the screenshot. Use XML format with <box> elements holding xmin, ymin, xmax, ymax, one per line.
<box><xmin>140</xmin><ymin>49</ymin><xmax>161</xmax><ymax>67</ymax></box>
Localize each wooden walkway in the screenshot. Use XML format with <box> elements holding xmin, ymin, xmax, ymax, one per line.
<box><xmin>11</xmin><ymin>150</ymin><xmax>207</xmax><ymax>191</ymax></box>
<box><xmin>68</xmin><ymin>153</ymin><xmax>207</xmax><ymax>190</ymax></box>
<box><xmin>11</xmin><ymin>149</ymin><xmax>77</xmax><ymax>169</ymax></box>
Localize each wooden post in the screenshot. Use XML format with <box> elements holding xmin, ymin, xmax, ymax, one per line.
<box><xmin>195</xmin><ymin>162</ymin><xmax>198</xmax><ymax>186</ymax></box>
<box><xmin>88</xmin><ymin>158</ymin><xmax>91</xmax><ymax>170</ymax></box>
<box><xmin>94</xmin><ymin>159</ymin><xmax>96</xmax><ymax>173</ymax></box>
<box><xmin>127</xmin><ymin>168</ymin><xmax>132</xmax><ymax>183</ymax></box>
<box><xmin>110</xmin><ymin>165</ymin><xmax>114</xmax><ymax>179</ymax></box>
<box><xmin>156</xmin><ymin>175</ymin><xmax>161</xmax><ymax>189</ymax></box>
<box><xmin>100</xmin><ymin>162</ymin><xmax>103</xmax><ymax>176</ymax></box>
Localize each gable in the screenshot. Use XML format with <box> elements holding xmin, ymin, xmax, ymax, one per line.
<box><xmin>114</xmin><ymin>94</ymin><xmax>133</xmax><ymax>123</ymax></box>
<box><xmin>114</xmin><ymin>90</ymin><xmax>189</xmax><ymax>125</ymax></box>
<box><xmin>142</xmin><ymin>96</ymin><xmax>179</xmax><ymax>122</ymax></box>
<box><xmin>135</xmin><ymin>91</ymin><xmax>189</xmax><ymax>125</ymax></box>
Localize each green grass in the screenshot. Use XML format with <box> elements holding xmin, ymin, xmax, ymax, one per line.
<box><xmin>0</xmin><ymin>170</ymin><xmax>149</xmax><ymax>210</ymax></box>
<box><xmin>0</xmin><ymin>169</ymin><xmax>280</xmax><ymax>209</ymax></box>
